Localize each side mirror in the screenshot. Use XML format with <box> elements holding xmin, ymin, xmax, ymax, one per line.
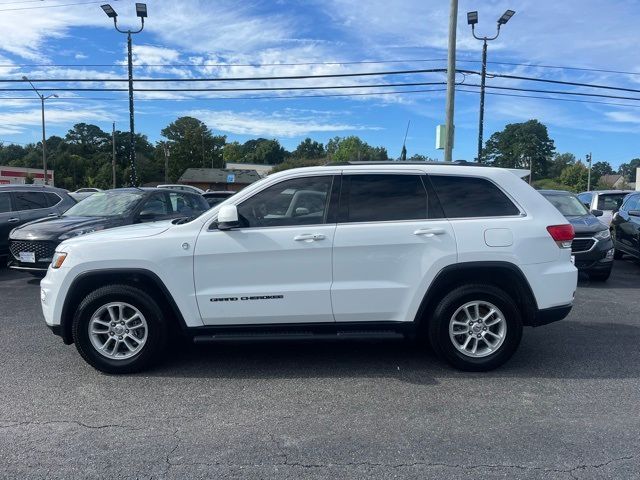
<box><xmin>590</xmin><ymin>209</ymin><xmax>603</xmax><ymax>217</ymax></box>
<box><xmin>629</xmin><ymin>210</ymin><xmax>640</xmax><ymax>218</ymax></box>
<box><xmin>138</xmin><ymin>212</ymin><xmax>158</xmax><ymax>222</ymax></box>
<box><xmin>217</xmin><ymin>204</ymin><xmax>239</xmax><ymax>230</ymax></box>
<box><xmin>294</xmin><ymin>207</ymin><xmax>309</xmax><ymax>217</ymax></box>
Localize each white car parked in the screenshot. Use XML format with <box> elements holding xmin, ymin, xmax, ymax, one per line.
<box><xmin>41</xmin><ymin>162</ymin><xmax>577</xmax><ymax>373</ymax></box>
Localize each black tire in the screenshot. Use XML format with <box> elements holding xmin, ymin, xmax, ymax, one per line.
<box><xmin>72</xmin><ymin>284</ymin><xmax>168</xmax><ymax>374</ymax></box>
<box><xmin>589</xmin><ymin>269</ymin><xmax>611</xmax><ymax>282</ymax></box>
<box><xmin>613</xmin><ymin>249</ymin><xmax>623</xmax><ymax>260</ymax></box>
<box><xmin>428</xmin><ymin>284</ymin><xmax>523</xmax><ymax>372</ymax></box>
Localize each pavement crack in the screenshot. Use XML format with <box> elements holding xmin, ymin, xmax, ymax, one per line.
<box><xmin>0</xmin><ymin>420</ymin><xmax>140</xmax><ymax>431</ymax></box>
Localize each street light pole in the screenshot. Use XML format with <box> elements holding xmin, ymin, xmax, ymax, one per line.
<box><xmin>101</xmin><ymin>3</ymin><xmax>147</xmax><ymax>187</ymax></box>
<box><xmin>22</xmin><ymin>76</ymin><xmax>57</xmax><ymax>185</ymax></box>
<box><xmin>467</xmin><ymin>9</ymin><xmax>515</xmax><ymax>162</ymax></box>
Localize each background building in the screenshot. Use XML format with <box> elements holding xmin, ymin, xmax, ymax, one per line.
<box><xmin>178</xmin><ymin>168</ymin><xmax>261</xmax><ymax>192</ymax></box>
<box><xmin>0</xmin><ymin>166</ymin><xmax>54</xmax><ymax>185</ymax></box>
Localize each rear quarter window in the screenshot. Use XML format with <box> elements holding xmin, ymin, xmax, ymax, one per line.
<box><xmin>429</xmin><ymin>175</ymin><xmax>520</xmax><ymax>218</ymax></box>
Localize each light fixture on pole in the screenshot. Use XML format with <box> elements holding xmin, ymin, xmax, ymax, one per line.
<box><xmin>101</xmin><ymin>3</ymin><xmax>147</xmax><ymax>186</ymax></box>
<box><xmin>22</xmin><ymin>76</ymin><xmax>58</xmax><ymax>185</ymax></box>
<box><xmin>467</xmin><ymin>9</ymin><xmax>515</xmax><ymax>162</ymax></box>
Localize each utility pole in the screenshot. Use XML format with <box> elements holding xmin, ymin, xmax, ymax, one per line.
<box><xmin>444</xmin><ymin>0</ymin><xmax>458</xmax><ymax>162</ymax></box>
<box><xmin>112</xmin><ymin>122</ymin><xmax>116</xmax><ymax>189</ymax></box>
<box><xmin>22</xmin><ymin>76</ymin><xmax>57</xmax><ymax>185</ymax></box>
<box><xmin>101</xmin><ymin>3</ymin><xmax>147</xmax><ymax>187</ymax></box>
<box><xmin>467</xmin><ymin>9</ymin><xmax>515</xmax><ymax>162</ymax></box>
<box><xmin>587</xmin><ymin>152</ymin><xmax>592</xmax><ymax>191</ymax></box>
<box><xmin>163</xmin><ymin>143</ymin><xmax>170</xmax><ymax>183</ymax></box>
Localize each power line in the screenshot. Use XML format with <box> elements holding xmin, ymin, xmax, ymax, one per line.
<box><xmin>0</xmin><ymin>81</ymin><xmax>448</xmax><ymax>92</ymax></box>
<box><xmin>463</xmin><ymin>70</ymin><xmax>640</xmax><ymax>95</ymax></box>
<box><xmin>2</xmin><ymin>87</ymin><xmax>450</xmax><ymax>102</ymax></box>
<box><xmin>0</xmin><ymin>59</ymin><xmax>447</xmax><ymax>68</ymax></box>
<box><xmin>458</xmin><ymin>59</ymin><xmax>640</xmax><ymax>77</ymax></box>
<box><xmin>462</xmin><ymin>83</ymin><xmax>640</xmax><ymax>102</ymax></box>
<box><xmin>0</xmin><ymin>68</ymin><xmax>446</xmax><ymax>83</ymax></box>
<box><xmin>0</xmin><ymin>0</ymin><xmax>117</xmax><ymax>12</ymax></box>
<box><xmin>457</xmin><ymin>87</ymin><xmax>640</xmax><ymax>109</ymax></box>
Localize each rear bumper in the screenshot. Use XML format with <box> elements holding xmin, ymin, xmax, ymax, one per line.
<box><xmin>532</xmin><ymin>304</ymin><xmax>572</xmax><ymax>327</ymax></box>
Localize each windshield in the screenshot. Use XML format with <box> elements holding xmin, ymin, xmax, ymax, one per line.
<box><xmin>597</xmin><ymin>193</ymin><xmax>627</xmax><ymax>211</ymax></box>
<box><xmin>63</xmin><ymin>192</ymin><xmax>143</xmax><ymax>217</ymax></box>
<box><xmin>543</xmin><ymin>193</ymin><xmax>589</xmax><ymax>216</ymax></box>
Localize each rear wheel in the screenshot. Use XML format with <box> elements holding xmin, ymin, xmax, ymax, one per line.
<box><xmin>428</xmin><ymin>285</ymin><xmax>523</xmax><ymax>371</ymax></box>
<box><xmin>72</xmin><ymin>285</ymin><xmax>168</xmax><ymax>374</ymax></box>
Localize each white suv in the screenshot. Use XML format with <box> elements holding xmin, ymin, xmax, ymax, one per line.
<box><xmin>41</xmin><ymin>163</ymin><xmax>577</xmax><ymax>373</ymax></box>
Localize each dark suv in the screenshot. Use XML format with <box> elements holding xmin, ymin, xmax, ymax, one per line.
<box><xmin>9</xmin><ymin>188</ymin><xmax>208</xmax><ymax>272</ymax></box>
<box><xmin>540</xmin><ymin>190</ymin><xmax>614</xmax><ymax>281</ymax></box>
<box><xmin>611</xmin><ymin>192</ymin><xmax>640</xmax><ymax>261</ymax></box>
<box><xmin>0</xmin><ymin>185</ymin><xmax>75</xmax><ymax>260</ymax></box>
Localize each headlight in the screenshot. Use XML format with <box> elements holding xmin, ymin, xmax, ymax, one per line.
<box><xmin>59</xmin><ymin>227</ymin><xmax>102</xmax><ymax>240</ymax></box>
<box><xmin>594</xmin><ymin>229</ymin><xmax>611</xmax><ymax>240</ymax></box>
<box><xmin>51</xmin><ymin>252</ymin><xmax>67</xmax><ymax>269</ymax></box>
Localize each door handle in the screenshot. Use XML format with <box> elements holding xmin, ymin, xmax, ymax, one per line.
<box><xmin>294</xmin><ymin>233</ymin><xmax>326</xmax><ymax>241</ymax></box>
<box><xmin>8</xmin><ymin>218</ymin><xmax>19</xmax><ymax>224</ymax></box>
<box><xmin>48</xmin><ymin>213</ymin><xmax>58</xmax><ymax>217</ymax></box>
<box><xmin>414</xmin><ymin>227</ymin><xmax>446</xmax><ymax>237</ymax></box>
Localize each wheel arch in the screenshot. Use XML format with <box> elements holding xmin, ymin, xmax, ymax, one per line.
<box><xmin>59</xmin><ymin>268</ymin><xmax>188</xmax><ymax>344</ymax></box>
<box><xmin>413</xmin><ymin>261</ymin><xmax>538</xmax><ymax>330</ymax></box>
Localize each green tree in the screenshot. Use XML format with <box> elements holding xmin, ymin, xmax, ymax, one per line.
<box><xmin>292</xmin><ymin>138</ymin><xmax>325</xmax><ymax>160</ymax></box>
<box><xmin>482</xmin><ymin>120</ymin><xmax>555</xmax><ymax>180</ymax></box>
<box><xmin>618</xmin><ymin>158</ymin><xmax>640</xmax><ymax>181</ymax></box>
<box><xmin>548</xmin><ymin>153</ymin><xmax>575</xmax><ymax>179</ymax></box>
<box><xmin>271</xmin><ymin>157</ymin><xmax>326</xmax><ymax>173</ymax></box>
<box><xmin>558</xmin><ymin>161</ymin><xmax>589</xmax><ymax>192</ymax></box>
<box><xmin>326</xmin><ymin>136</ymin><xmax>388</xmax><ymax>162</ymax></box>
<box><xmin>160</xmin><ymin>116</ymin><xmax>226</xmax><ymax>181</ymax></box>
<box><xmin>407</xmin><ymin>153</ymin><xmax>437</xmax><ymax>162</ymax></box>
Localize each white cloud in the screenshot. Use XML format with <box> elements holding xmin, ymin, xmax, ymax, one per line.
<box><xmin>187</xmin><ymin>109</ymin><xmax>381</xmax><ymax>137</ymax></box>
<box><xmin>74</xmin><ymin>53</ymin><xmax>88</xmax><ymax>60</ymax></box>
<box><xmin>0</xmin><ymin>105</ymin><xmax>113</xmax><ymax>135</ymax></box>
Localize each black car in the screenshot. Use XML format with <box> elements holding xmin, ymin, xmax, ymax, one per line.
<box><xmin>540</xmin><ymin>190</ymin><xmax>614</xmax><ymax>281</ymax></box>
<box><xmin>611</xmin><ymin>192</ymin><xmax>640</xmax><ymax>260</ymax></box>
<box><xmin>8</xmin><ymin>187</ymin><xmax>208</xmax><ymax>272</ymax></box>
<box><xmin>0</xmin><ymin>185</ymin><xmax>76</xmax><ymax>259</ymax></box>
<box><xmin>203</xmin><ymin>190</ymin><xmax>235</xmax><ymax>208</ymax></box>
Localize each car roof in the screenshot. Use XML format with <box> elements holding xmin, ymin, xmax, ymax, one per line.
<box><xmin>580</xmin><ymin>189</ymin><xmax>635</xmax><ymax>195</ymax></box>
<box><xmin>538</xmin><ymin>189</ymin><xmax>575</xmax><ymax>195</ymax></box>
<box><xmin>104</xmin><ymin>187</ymin><xmax>199</xmax><ymax>195</ymax></box>
<box><xmin>0</xmin><ymin>184</ymin><xmax>68</xmax><ymax>192</ymax></box>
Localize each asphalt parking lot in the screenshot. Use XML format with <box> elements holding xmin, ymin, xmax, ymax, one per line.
<box><xmin>1</xmin><ymin>261</ymin><xmax>639</xmax><ymax>480</ymax></box>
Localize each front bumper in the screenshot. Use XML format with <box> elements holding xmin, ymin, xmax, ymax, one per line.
<box><xmin>8</xmin><ymin>239</ymin><xmax>58</xmax><ymax>272</ymax></box>
<box><xmin>573</xmin><ymin>237</ymin><xmax>614</xmax><ymax>272</ymax></box>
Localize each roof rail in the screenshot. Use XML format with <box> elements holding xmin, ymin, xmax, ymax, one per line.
<box><xmin>324</xmin><ymin>160</ymin><xmax>481</xmax><ymax>167</ymax></box>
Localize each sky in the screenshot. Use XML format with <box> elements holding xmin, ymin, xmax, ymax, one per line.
<box><xmin>0</xmin><ymin>0</ymin><xmax>639</xmax><ymax>169</ymax></box>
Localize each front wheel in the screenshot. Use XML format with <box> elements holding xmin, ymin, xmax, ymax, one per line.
<box><xmin>428</xmin><ymin>285</ymin><xmax>523</xmax><ymax>371</ymax></box>
<box><xmin>72</xmin><ymin>285</ymin><xmax>168</xmax><ymax>374</ymax></box>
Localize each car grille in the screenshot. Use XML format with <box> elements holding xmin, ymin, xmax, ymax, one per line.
<box><xmin>9</xmin><ymin>240</ymin><xmax>57</xmax><ymax>263</ymax></box>
<box><xmin>572</xmin><ymin>237</ymin><xmax>595</xmax><ymax>253</ymax></box>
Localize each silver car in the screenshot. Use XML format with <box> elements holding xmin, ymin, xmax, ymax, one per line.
<box><xmin>577</xmin><ymin>190</ymin><xmax>635</xmax><ymax>226</ymax></box>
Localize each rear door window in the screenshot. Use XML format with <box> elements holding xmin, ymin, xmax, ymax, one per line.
<box><xmin>44</xmin><ymin>192</ymin><xmax>62</xmax><ymax>207</ymax></box>
<box><xmin>14</xmin><ymin>191</ymin><xmax>48</xmax><ymax>211</ymax></box>
<box><xmin>430</xmin><ymin>175</ymin><xmax>520</xmax><ymax>218</ymax></box>
<box><xmin>597</xmin><ymin>194</ymin><xmax>627</xmax><ymax>211</ymax></box>
<box><xmin>0</xmin><ymin>192</ymin><xmax>12</xmax><ymax>213</ymax></box>
<box><xmin>342</xmin><ymin>174</ymin><xmax>428</xmax><ymax>223</ymax></box>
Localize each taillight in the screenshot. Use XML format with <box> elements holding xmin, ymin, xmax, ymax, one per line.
<box><xmin>547</xmin><ymin>224</ymin><xmax>574</xmax><ymax>248</ymax></box>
